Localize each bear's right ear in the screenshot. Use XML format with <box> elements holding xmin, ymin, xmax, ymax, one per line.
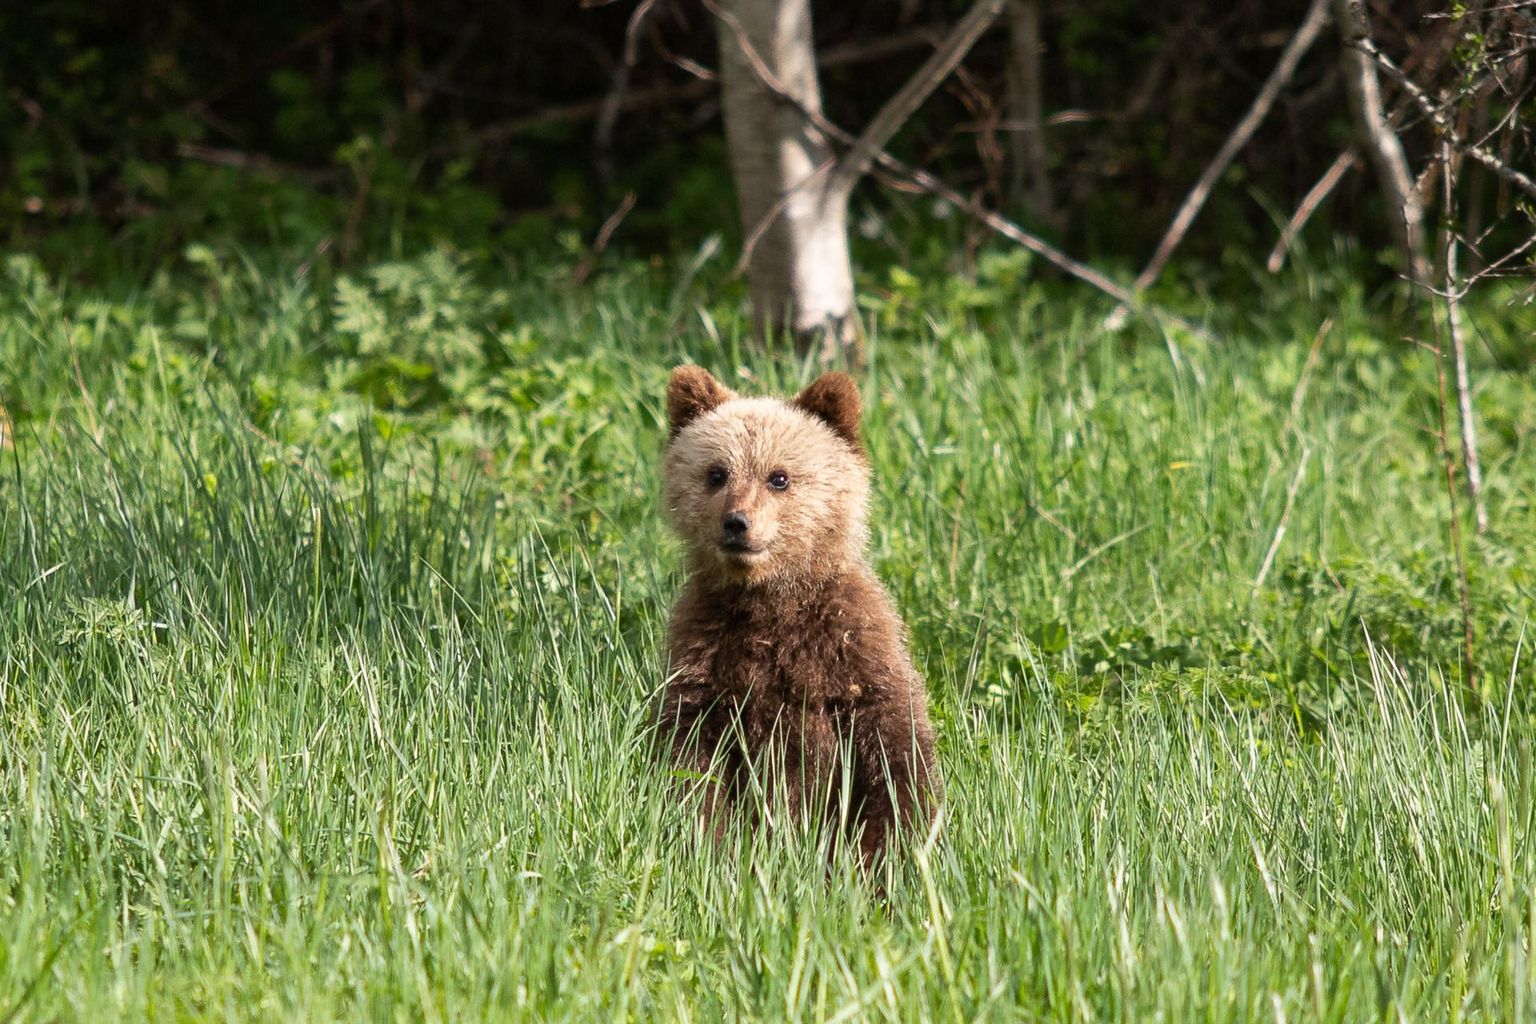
<box><xmin>666</xmin><ymin>365</ymin><xmax>733</xmax><ymax>439</ymax></box>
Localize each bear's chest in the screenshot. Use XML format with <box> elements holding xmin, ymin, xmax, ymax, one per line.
<box><xmin>692</xmin><ymin>606</ymin><xmax>864</xmax><ymax>713</ymax></box>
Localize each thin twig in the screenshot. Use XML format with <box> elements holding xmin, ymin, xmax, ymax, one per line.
<box><xmin>1427</xmin><ymin>322</ymin><xmax>1481</xmax><ymax>698</ymax></box>
<box><xmin>1060</xmin><ymin>525</ymin><xmax>1152</xmax><ymax>581</ymax></box>
<box><xmin>826</xmin><ymin>0</ymin><xmax>1005</xmax><ymax>201</ymax></box>
<box><xmin>68</xmin><ymin>331</ymin><xmax>103</xmax><ymax>444</ymax></box>
<box><xmin>176</xmin><ymin>142</ymin><xmax>341</xmax><ymax>185</ymax></box>
<box><xmin>1440</xmin><ymin>139</ymin><xmax>1489</xmax><ymax>534</ymax></box>
<box><xmin>1255</xmin><ymin>317</ymin><xmax>1330</xmax><ymax>591</ymax></box>
<box><xmin>456</xmin><ymin>27</ymin><xmax>963</xmax><ymax>148</ymax></box>
<box><xmin>732</xmin><ymin>158</ymin><xmax>837</xmax><ymax>278</ymax></box>
<box><xmin>339</xmin><ymin>144</ymin><xmax>377</xmax><ymax>265</ymax></box>
<box><xmin>1106</xmin><ymin>0</ymin><xmax>1333</xmax><ymax>325</ymax></box>
<box><xmin>1463</xmin><ymin>226</ymin><xmax>1536</xmax><ymax>289</ymax></box>
<box><xmin>1284</xmin><ymin>317</ymin><xmax>1333</xmax><ymax>436</ymax></box>
<box><xmin>1354</xmin><ymin>34</ymin><xmax>1536</xmax><ymax>200</ymax></box>
<box><xmin>595</xmin><ymin>0</ymin><xmax>658</xmax><ymax>185</ymax></box>
<box><xmin>1267</xmin><ymin>149</ymin><xmax>1359</xmax><ymax>272</ymax></box>
<box><xmin>704</xmin><ymin>0</ymin><xmax>1212</xmax><ymax>340</ymax></box>
<box><xmin>573</xmin><ymin>191</ymin><xmax>637</xmax><ymax>286</ymax></box>
<box><xmin>185</xmin><ymin>0</ymin><xmax>385</xmax><ymax>114</ymax></box>
<box><xmin>1334</xmin><ymin>0</ymin><xmax>1431</xmax><ymax>287</ymax></box>
<box><xmin>1253</xmin><ymin>446</ymin><xmax>1312</xmax><ymax>591</ymax></box>
<box><xmin>890</xmin><ymin>154</ymin><xmax>1217</xmax><ymax>340</ymax></box>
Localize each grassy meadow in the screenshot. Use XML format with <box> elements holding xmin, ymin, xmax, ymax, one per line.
<box><xmin>2</xmin><ymin>243</ymin><xmax>1534</xmax><ymax>1021</ymax></box>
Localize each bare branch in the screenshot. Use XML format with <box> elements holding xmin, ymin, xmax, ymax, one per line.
<box><xmin>872</xmin><ymin>145</ymin><xmax>1218</xmax><ymax>338</ymax></box>
<box><xmin>1427</xmin><ymin>316</ymin><xmax>1481</xmax><ymax>698</ymax></box>
<box><xmin>456</xmin><ymin>27</ymin><xmax>963</xmax><ymax>147</ymax></box>
<box><xmin>1120</xmin><ymin>0</ymin><xmax>1333</xmax><ymax>307</ymax></box>
<box><xmin>595</xmin><ymin>0</ymin><xmax>659</xmax><ymax>184</ymax></box>
<box><xmin>1284</xmin><ymin>317</ymin><xmax>1333</xmax><ymax>437</ymax></box>
<box><xmin>176</xmin><ymin>142</ymin><xmax>341</xmax><ymax>185</ymax></box>
<box><xmin>1268</xmin><ymin>148</ymin><xmax>1359</xmax><ymax>272</ymax></box>
<box><xmin>573</xmin><ymin>191</ymin><xmax>637</xmax><ymax>286</ymax></box>
<box><xmin>733</xmin><ymin>157</ymin><xmax>837</xmax><ymax>278</ymax></box>
<box><xmin>1254</xmin><ymin>446</ymin><xmax>1313</xmax><ymax>591</ymax></box>
<box><xmin>1463</xmin><ymin>224</ymin><xmax>1536</xmax><ymax>289</ymax></box>
<box><xmin>703</xmin><ymin>0</ymin><xmax>1206</xmax><ymax>336</ymax></box>
<box><xmin>1334</xmin><ymin>0</ymin><xmax>1431</xmax><ymax>287</ymax></box>
<box><xmin>826</xmin><ymin>0</ymin><xmax>1006</xmax><ymax>201</ymax></box>
<box><xmin>1439</xmin><ymin>137</ymin><xmax>1489</xmax><ymax>535</ymax></box>
<box><xmin>1353</xmin><ymin>34</ymin><xmax>1536</xmax><ymax>200</ymax></box>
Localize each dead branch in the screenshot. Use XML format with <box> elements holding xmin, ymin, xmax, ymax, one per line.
<box><xmin>339</xmin><ymin>142</ymin><xmax>377</xmax><ymax>265</ymax></box>
<box><xmin>1334</xmin><ymin>0</ymin><xmax>1431</xmax><ymax>287</ymax></box>
<box><xmin>704</xmin><ymin>0</ymin><xmax>1209</xmax><ymax>338</ymax></box>
<box><xmin>733</xmin><ymin>157</ymin><xmax>837</xmax><ymax>278</ymax></box>
<box><xmin>595</xmin><ymin>0</ymin><xmax>659</xmax><ymax>185</ymax></box>
<box><xmin>1439</xmin><ymin>138</ymin><xmax>1489</xmax><ymax>535</ymax></box>
<box><xmin>1068</xmin><ymin>20</ymin><xmax>1189</xmax><ymax>213</ymax></box>
<box><xmin>1284</xmin><ymin>317</ymin><xmax>1333</xmax><ymax>436</ymax></box>
<box><xmin>1253</xmin><ymin>317</ymin><xmax>1333</xmax><ymax>591</ymax></box>
<box><xmin>1106</xmin><ymin>0</ymin><xmax>1333</xmax><ymax>325</ymax></box>
<box><xmin>573</xmin><ymin>191</ymin><xmax>637</xmax><ymax>285</ymax></box>
<box><xmin>176</xmin><ymin>142</ymin><xmax>342</xmax><ymax>185</ymax></box>
<box><xmin>1353</xmin><ymin>34</ymin><xmax>1536</xmax><ymax>200</ymax></box>
<box><xmin>466</xmin><ymin>81</ymin><xmax>715</xmax><ymax>146</ymax></box>
<box><xmin>889</xmin><ymin>155</ymin><xmax>1207</xmax><ymax>334</ymax></box>
<box><xmin>458</xmin><ymin>26</ymin><xmax>973</xmax><ymax>149</ymax></box>
<box><xmin>1268</xmin><ymin>148</ymin><xmax>1359</xmax><ymax>272</ymax></box>
<box><xmin>1463</xmin><ymin>222</ymin><xmax>1536</xmax><ymax>288</ymax></box>
<box><xmin>826</xmin><ymin>0</ymin><xmax>1005</xmax><ymax>201</ymax></box>
<box><xmin>1426</xmin><ymin>321</ymin><xmax>1481</xmax><ymax>698</ymax></box>
<box><xmin>1254</xmin><ymin>446</ymin><xmax>1313</xmax><ymax>591</ymax></box>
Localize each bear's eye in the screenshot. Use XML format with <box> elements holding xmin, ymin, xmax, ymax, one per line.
<box><xmin>767</xmin><ymin>470</ymin><xmax>789</xmax><ymax>491</ymax></box>
<box><xmin>706</xmin><ymin>466</ymin><xmax>728</xmax><ymax>489</ymax></box>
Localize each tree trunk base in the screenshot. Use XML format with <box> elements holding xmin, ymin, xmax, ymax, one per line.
<box><xmin>798</xmin><ymin>312</ymin><xmax>866</xmax><ymax>369</ymax></box>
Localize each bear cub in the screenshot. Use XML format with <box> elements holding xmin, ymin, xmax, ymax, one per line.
<box><xmin>658</xmin><ymin>365</ymin><xmax>939</xmax><ymax>864</ymax></box>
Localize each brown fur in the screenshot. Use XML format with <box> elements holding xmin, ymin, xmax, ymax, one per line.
<box><xmin>666</xmin><ymin>364</ymin><xmax>736</xmax><ymax>440</ymax></box>
<box><xmin>790</xmin><ymin>372</ymin><xmax>863</xmax><ymax>455</ymax></box>
<box><xmin>658</xmin><ymin>366</ymin><xmax>939</xmax><ymax>864</ymax></box>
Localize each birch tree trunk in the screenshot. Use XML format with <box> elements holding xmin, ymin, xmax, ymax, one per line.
<box><xmin>1331</xmin><ymin>0</ymin><xmax>1430</xmax><ymax>287</ymax></box>
<box><xmin>717</xmin><ymin>0</ymin><xmax>859</xmax><ymax>356</ymax></box>
<box><xmin>1005</xmin><ymin>0</ymin><xmax>1054</xmax><ymax>227</ymax></box>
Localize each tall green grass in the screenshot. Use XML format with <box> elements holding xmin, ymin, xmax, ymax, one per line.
<box><xmin>1</xmin><ymin>246</ymin><xmax>1533</xmax><ymax>1020</ymax></box>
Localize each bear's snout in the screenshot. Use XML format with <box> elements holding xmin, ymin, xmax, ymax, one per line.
<box><xmin>721</xmin><ymin>511</ymin><xmax>750</xmax><ymax>547</ymax></box>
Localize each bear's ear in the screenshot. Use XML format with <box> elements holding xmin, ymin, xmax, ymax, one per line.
<box><xmin>792</xmin><ymin>372</ymin><xmax>863</xmax><ymax>452</ymax></box>
<box><xmin>667</xmin><ymin>365</ymin><xmax>733</xmax><ymax>439</ymax></box>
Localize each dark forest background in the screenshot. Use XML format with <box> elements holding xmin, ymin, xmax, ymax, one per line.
<box><xmin>3</xmin><ymin>0</ymin><xmax>1499</xmax><ymax>279</ymax></box>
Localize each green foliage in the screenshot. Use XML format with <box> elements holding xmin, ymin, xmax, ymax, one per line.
<box><xmin>2</xmin><ymin>243</ymin><xmax>1535</xmax><ymax>1019</ymax></box>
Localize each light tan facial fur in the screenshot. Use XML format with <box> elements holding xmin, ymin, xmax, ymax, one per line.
<box><xmin>663</xmin><ymin>368</ymin><xmax>870</xmax><ymax>590</ymax></box>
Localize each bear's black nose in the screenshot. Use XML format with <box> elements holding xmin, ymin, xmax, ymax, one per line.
<box><xmin>722</xmin><ymin>511</ymin><xmax>749</xmax><ymax>542</ymax></box>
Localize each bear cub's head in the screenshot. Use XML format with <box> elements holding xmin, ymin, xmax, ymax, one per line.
<box><xmin>663</xmin><ymin>366</ymin><xmax>871</xmax><ymax>589</ymax></box>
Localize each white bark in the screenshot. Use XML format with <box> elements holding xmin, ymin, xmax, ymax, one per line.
<box><xmin>1440</xmin><ymin>138</ymin><xmax>1488</xmax><ymax>535</ymax></box>
<box><xmin>1332</xmin><ymin>0</ymin><xmax>1430</xmax><ymax>286</ymax></box>
<box><xmin>716</xmin><ymin>0</ymin><xmax>856</xmax><ymax>349</ymax></box>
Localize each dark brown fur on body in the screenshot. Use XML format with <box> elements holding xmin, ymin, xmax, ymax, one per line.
<box><xmin>659</xmin><ymin>366</ymin><xmax>939</xmax><ymax>864</ymax></box>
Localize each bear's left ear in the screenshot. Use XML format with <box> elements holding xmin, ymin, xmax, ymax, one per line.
<box><xmin>792</xmin><ymin>372</ymin><xmax>863</xmax><ymax>453</ymax></box>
